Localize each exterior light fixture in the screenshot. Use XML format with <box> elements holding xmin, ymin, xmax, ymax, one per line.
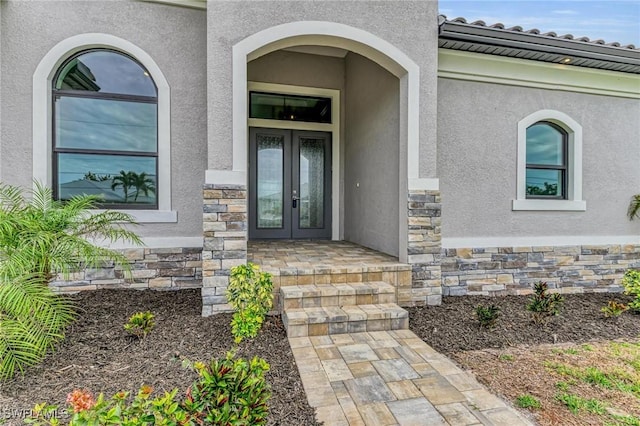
<box><xmin>561</xmin><ymin>57</ymin><xmax>572</xmax><ymax>64</ymax></box>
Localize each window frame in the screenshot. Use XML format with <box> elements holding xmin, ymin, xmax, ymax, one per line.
<box><xmin>524</xmin><ymin>121</ymin><xmax>568</xmax><ymax>200</ymax></box>
<box><xmin>51</xmin><ymin>50</ymin><xmax>159</xmax><ymax>210</ymax></box>
<box><xmin>33</xmin><ymin>34</ymin><xmax>175</xmax><ymax>223</ymax></box>
<box><xmin>513</xmin><ymin>109</ymin><xmax>585</xmax><ymax>211</ymax></box>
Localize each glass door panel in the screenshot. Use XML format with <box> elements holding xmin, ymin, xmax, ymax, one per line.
<box><xmin>257</xmin><ymin>134</ymin><xmax>284</xmax><ymax>228</ymax></box>
<box><xmin>292</xmin><ymin>131</ymin><xmax>331</xmax><ymax>239</ymax></box>
<box><xmin>249</xmin><ymin>128</ymin><xmax>291</xmax><ymax>239</ymax></box>
<box><xmin>298</xmin><ymin>138</ymin><xmax>325</xmax><ymax>229</ymax></box>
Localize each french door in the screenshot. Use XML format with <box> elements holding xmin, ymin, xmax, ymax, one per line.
<box><xmin>249</xmin><ymin>127</ymin><xmax>332</xmax><ymax>239</ymax></box>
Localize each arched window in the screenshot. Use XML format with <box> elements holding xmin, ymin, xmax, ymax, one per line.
<box><xmin>513</xmin><ymin>110</ymin><xmax>585</xmax><ymax>211</ymax></box>
<box><xmin>525</xmin><ymin>121</ymin><xmax>567</xmax><ymax>199</ymax></box>
<box><xmin>52</xmin><ymin>49</ymin><xmax>158</xmax><ymax>208</ymax></box>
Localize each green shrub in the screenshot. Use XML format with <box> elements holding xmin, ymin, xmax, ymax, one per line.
<box><xmin>0</xmin><ymin>273</ymin><xmax>75</xmax><ymax>381</ymax></box>
<box><xmin>0</xmin><ymin>182</ymin><xmax>142</xmax><ymax>380</ymax></box>
<box><xmin>475</xmin><ymin>304</ymin><xmax>501</xmax><ymax>329</ymax></box>
<box><xmin>601</xmin><ymin>300</ymin><xmax>629</xmax><ymax>318</ymax></box>
<box><xmin>227</xmin><ymin>263</ymin><xmax>274</xmax><ymax>343</ymax></box>
<box><xmin>27</xmin><ymin>386</ymin><xmax>194</xmax><ymax>426</ymax></box>
<box><xmin>515</xmin><ymin>394</ymin><xmax>542</xmax><ymax>410</ymax></box>
<box><xmin>622</xmin><ymin>269</ymin><xmax>640</xmax><ymax>313</ymax></box>
<box><xmin>527</xmin><ymin>281</ymin><xmax>564</xmax><ymax>325</ymax></box>
<box><xmin>183</xmin><ymin>352</ymin><xmax>271</xmax><ymax>425</ymax></box>
<box><xmin>28</xmin><ymin>351</ymin><xmax>271</xmax><ymax>425</ymax></box>
<box><xmin>124</xmin><ymin>311</ymin><xmax>155</xmax><ymax>339</ymax></box>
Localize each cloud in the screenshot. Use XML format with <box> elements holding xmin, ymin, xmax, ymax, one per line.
<box><xmin>551</xmin><ymin>9</ymin><xmax>579</xmax><ymax>15</ymax></box>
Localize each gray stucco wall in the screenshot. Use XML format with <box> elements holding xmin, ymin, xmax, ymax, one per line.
<box><xmin>344</xmin><ymin>52</ymin><xmax>399</xmax><ymax>256</ymax></box>
<box><xmin>437</xmin><ymin>78</ymin><xmax>640</xmax><ymax>240</ymax></box>
<box><xmin>248</xmin><ymin>50</ymin><xmax>345</xmax><ymax>90</ymax></box>
<box><xmin>207</xmin><ymin>0</ymin><xmax>439</xmax><ymax>179</ymax></box>
<box><xmin>0</xmin><ymin>0</ymin><xmax>207</xmax><ymax>239</ymax></box>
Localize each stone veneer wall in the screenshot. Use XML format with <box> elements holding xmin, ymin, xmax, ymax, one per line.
<box><xmin>201</xmin><ymin>184</ymin><xmax>248</xmax><ymax>316</ymax></box>
<box><xmin>402</xmin><ymin>190</ymin><xmax>443</xmax><ymax>306</ymax></box>
<box><xmin>50</xmin><ymin>247</ymin><xmax>202</xmax><ymax>293</ymax></box>
<box><xmin>441</xmin><ymin>244</ymin><xmax>640</xmax><ymax>296</ymax></box>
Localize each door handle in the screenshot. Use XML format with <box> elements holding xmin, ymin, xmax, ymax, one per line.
<box><xmin>292</xmin><ymin>195</ymin><xmax>299</xmax><ymax>208</ymax></box>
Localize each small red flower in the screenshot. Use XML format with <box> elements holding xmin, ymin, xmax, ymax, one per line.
<box><xmin>66</xmin><ymin>389</ymin><xmax>95</xmax><ymax>413</ymax></box>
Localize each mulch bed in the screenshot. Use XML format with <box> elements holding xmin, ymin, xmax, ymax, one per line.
<box><xmin>408</xmin><ymin>293</ymin><xmax>640</xmax><ymax>356</ymax></box>
<box><xmin>409</xmin><ymin>293</ymin><xmax>640</xmax><ymax>425</ymax></box>
<box><xmin>0</xmin><ymin>289</ymin><xmax>320</xmax><ymax>426</ymax></box>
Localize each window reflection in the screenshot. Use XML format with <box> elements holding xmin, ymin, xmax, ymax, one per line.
<box><xmin>57</xmin><ymin>154</ymin><xmax>157</xmax><ymax>206</ymax></box>
<box><xmin>53</xmin><ymin>49</ymin><xmax>158</xmax><ymax>208</ymax></box>
<box><xmin>55</xmin><ymin>97</ymin><xmax>157</xmax><ymax>152</ymax></box>
<box><xmin>55</xmin><ymin>51</ymin><xmax>157</xmax><ymax>97</ymax></box>
<box><xmin>525</xmin><ymin>122</ymin><xmax>567</xmax><ymax>199</ymax></box>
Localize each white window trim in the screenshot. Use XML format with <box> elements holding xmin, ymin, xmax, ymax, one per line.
<box><xmin>32</xmin><ymin>33</ymin><xmax>176</xmax><ymax>223</ymax></box>
<box><xmin>513</xmin><ymin>109</ymin><xmax>586</xmax><ymax>211</ymax></box>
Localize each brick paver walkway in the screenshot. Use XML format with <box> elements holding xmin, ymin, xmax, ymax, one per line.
<box><xmin>290</xmin><ymin>329</ymin><xmax>534</xmax><ymax>425</ymax></box>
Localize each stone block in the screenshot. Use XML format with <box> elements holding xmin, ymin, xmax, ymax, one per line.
<box><xmin>149</xmin><ymin>277</ymin><xmax>172</xmax><ymax>288</ymax></box>
<box><xmin>222</xmin><ymin>239</ymin><xmax>247</xmax><ymax>251</ymax></box>
<box><xmin>203</xmin><ymin>221</ymin><xmax>226</xmax><ymax>232</ymax></box>
<box><xmin>85</xmin><ymin>268</ymin><xmax>115</xmax><ymax>280</ymax></box>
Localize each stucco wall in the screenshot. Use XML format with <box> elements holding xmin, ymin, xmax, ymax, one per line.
<box><xmin>0</xmin><ymin>0</ymin><xmax>207</xmax><ymax>240</ymax></box>
<box><xmin>344</xmin><ymin>52</ymin><xmax>399</xmax><ymax>256</ymax></box>
<box><xmin>248</xmin><ymin>50</ymin><xmax>345</xmax><ymax>90</ymax></box>
<box><xmin>207</xmin><ymin>0</ymin><xmax>439</xmax><ymax>179</ymax></box>
<box><xmin>437</xmin><ymin>78</ymin><xmax>640</xmax><ymax>242</ymax></box>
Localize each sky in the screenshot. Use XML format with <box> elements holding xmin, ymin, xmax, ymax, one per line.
<box><xmin>439</xmin><ymin>0</ymin><xmax>640</xmax><ymax>47</ymax></box>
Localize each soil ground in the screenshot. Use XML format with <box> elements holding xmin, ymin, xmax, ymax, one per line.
<box><xmin>409</xmin><ymin>293</ymin><xmax>640</xmax><ymax>425</ymax></box>
<box><xmin>0</xmin><ymin>289</ymin><xmax>320</xmax><ymax>426</ymax></box>
<box><xmin>1</xmin><ymin>290</ymin><xmax>639</xmax><ymax>425</ymax></box>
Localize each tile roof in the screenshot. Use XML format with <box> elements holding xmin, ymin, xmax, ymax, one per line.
<box><xmin>438</xmin><ymin>15</ymin><xmax>640</xmax><ymax>74</ymax></box>
<box><xmin>445</xmin><ymin>16</ymin><xmax>637</xmax><ymax>50</ymax></box>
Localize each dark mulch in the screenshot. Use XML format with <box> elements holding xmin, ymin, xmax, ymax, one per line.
<box><xmin>0</xmin><ymin>289</ymin><xmax>319</xmax><ymax>426</ymax></box>
<box><xmin>408</xmin><ymin>293</ymin><xmax>640</xmax><ymax>356</ymax></box>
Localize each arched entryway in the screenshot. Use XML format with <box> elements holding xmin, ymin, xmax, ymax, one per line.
<box><xmin>233</xmin><ymin>21</ymin><xmax>419</xmax><ymax>261</ymax></box>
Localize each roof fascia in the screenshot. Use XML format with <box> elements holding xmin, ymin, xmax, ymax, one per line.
<box><xmin>439</xmin><ymin>21</ymin><xmax>640</xmax><ymax>66</ymax></box>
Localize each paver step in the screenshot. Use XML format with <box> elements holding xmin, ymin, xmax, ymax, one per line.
<box><xmin>280</xmin><ymin>282</ymin><xmax>396</xmax><ymax>310</ymax></box>
<box><xmin>282</xmin><ymin>303</ymin><xmax>408</xmax><ymax>337</ymax></box>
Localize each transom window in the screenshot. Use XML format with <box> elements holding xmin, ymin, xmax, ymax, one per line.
<box><xmin>52</xmin><ymin>49</ymin><xmax>158</xmax><ymax>209</ymax></box>
<box><xmin>249</xmin><ymin>92</ymin><xmax>331</xmax><ymax>123</ymax></box>
<box><xmin>525</xmin><ymin>121</ymin><xmax>567</xmax><ymax>199</ymax></box>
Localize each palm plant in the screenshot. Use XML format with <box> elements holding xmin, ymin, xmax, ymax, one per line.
<box><xmin>0</xmin><ymin>182</ymin><xmax>142</xmax><ymax>379</ymax></box>
<box><xmin>111</xmin><ymin>170</ymin><xmax>136</xmax><ymax>202</ymax></box>
<box><xmin>628</xmin><ymin>194</ymin><xmax>640</xmax><ymax>220</ymax></box>
<box><xmin>131</xmin><ymin>172</ymin><xmax>156</xmax><ymax>202</ymax></box>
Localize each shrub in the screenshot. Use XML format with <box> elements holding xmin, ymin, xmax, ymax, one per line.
<box><xmin>527</xmin><ymin>281</ymin><xmax>564</xmax><ymax>325</ymax></box>
<box><xmin>124</xmin><ymin>311</ymin><xmax>155</xmax><ymax>338</ymax></box>
<box><xmin>601</xmin><ymin>300</ymin><xmax>629</xmax><ymax>318</ymax></box>
<box><xmin>475</xmin><ymin>304</ymin><xmax>501</xmax><ymax>329</ymax></box>
<box><xmin>183</xmin><ymin>352</ymin><xmax>271</xmax><ymax>425</ymax></box>
<box><xmin>29</xmin><ymin>353</ymin><xmax>271</xmax><ymax>426</ymax></box>
<box><xmin>622</xmin><ymin>269</ymin><xmax>640</xmax><ymax>313</ymax></box>
<box><xmin>0</xmin><ymin>182</ymin><xmax>142</xmax><ymax>380</ymax></box>
<box><xmin>227</xmin><ymin>263</ymin><xmax>274</xmax><ymax>343</ymax></box>
<box><xmin>516</xmin><ymin>394</ymin><xmax>542</xmax><ymax>410</ymax></box>
<box><xmin>27</xmin><ymin>386</ymin><xmax>193</xmax><ymax>425</ymax></box>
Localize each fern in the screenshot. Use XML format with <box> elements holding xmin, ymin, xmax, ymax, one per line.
<box><xmin>0</xmin><ymin>182</ymin><xmax>142</xmax><ymax>380</ymax></box>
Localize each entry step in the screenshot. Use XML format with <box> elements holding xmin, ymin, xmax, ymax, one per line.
<box><xmin>282</xmin><ymin>303</ymin><xmax>408</xmax><ymax>337</ymax></box>
<box><xmin>280</xmin><ymin>282</ymin><xmax>396</xmax><ymax>310</ymax></box>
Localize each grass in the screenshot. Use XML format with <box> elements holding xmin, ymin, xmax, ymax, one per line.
<box><xmin>516</xmin><ymin>394</ymin><xmax>542</xmax><ymax>410</ymax></box>
<box><xmin>455</xmin><ymin>339</ymin><xmax>640</xmax><ymax>425</ymax></box>
<box><xmin>555</xmin><ymin>393</ymin><xmax>607</xmax><ymax>415</ymax></box>
<box><xmin>498</xmin><ymin>354</ymin><xmax>515</xmax><ymax>361</ymax></box>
